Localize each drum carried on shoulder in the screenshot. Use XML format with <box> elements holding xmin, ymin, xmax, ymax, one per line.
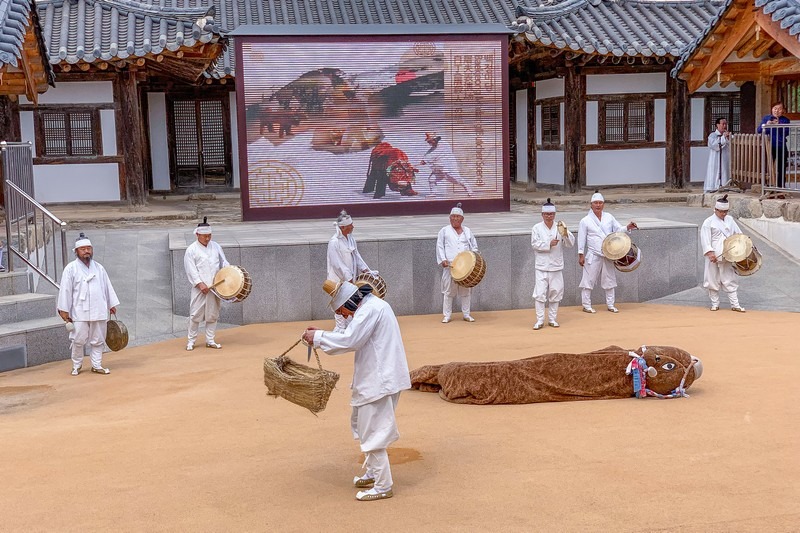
<box><xmin>354</xmin><ymin>271</ymin><xmax>388</xmax><ymax>299</ymax></box>
<box><xmin>722</xmin><ymin>234</ymin><xmax>762</xmax><ymax>276</ymax></box>
<box><xmin>451</xmin><ymin>250</ymin><xmax>487</xmax><ymax>288</ymax></box>
<box><xmin>602</xmin><ymin>232</ymin><xmax>642</xmax><ymax>273</ymax></box>
<box><xmin>211</xmin><ymin>265</ymin><xmax>253</xmax><ymax>302</ymax></box>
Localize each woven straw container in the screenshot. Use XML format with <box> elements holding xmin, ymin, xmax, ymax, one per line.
<box><xmin>263</xmin><ymin>340</ymin><xmax>340</xmax><ymax>414</ymax></box>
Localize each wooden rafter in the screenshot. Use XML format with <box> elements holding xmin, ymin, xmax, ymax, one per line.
<box><xmin>755</xmin><ymin>10</ymin><xmax>800</xmax><ymax>59</ymax></box>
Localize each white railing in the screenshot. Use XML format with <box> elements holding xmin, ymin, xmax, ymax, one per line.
<box><xmin>1</xmin><ymin>142</ymin><xmax>68</xmax><ymax>289</ymax></box>
<box><xmin>761</xmin><ymin>123</ymin><xmax>800</xmax><ymax>194</ymax></box>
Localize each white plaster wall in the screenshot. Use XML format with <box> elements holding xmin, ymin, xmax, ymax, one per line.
<box><xmin>586</xmin><ymin>73</ymin><xmax>665</xmax><ymax>95</ymax></box>
<box><xmin>535</xmin><ymin>105</ymin><xmax>542</xmax><ymax>145</ymax></box>
<box><xmin>654</xmin><ymin>99</ymin><xmax>666</xmax><ymax>143</ymax></box>
<box><xmin>536</xmin><ymin>78</ymin><xmax>564</xmax><ymax>99</ymax></box>
<box><xmin>20</xmin><ymin>81</ymin><xmax>114</xmax><ymax>105</ymax></box>
<box><xmin>229</xmin><ymin>92</ymin><xmax>241</xmax><ymax>188</ymax></box>
<box><xmin>586</xmin><ymin>149</ymin><xmax>665</xmax><ymax>185</ymax></box>
<box><xmin>148</xmin><ymin>93</ymin><xmax>171</xmax><ymax>191</ymax></box>
<box><xmin>586</xmin><ymin>101</ymin><xmax>598</xmax><ymax>145</ymax></box>
<box><xmin>515</xmin><ymin>89</ymin><xmax>528</xmax><ymax>182</ymax></box>
<box><xmin>100</xmin><ymin>110</ymin><xmax>117</xmax><ymax>156</ymax></box>
<box><xmin>536</xmin><ymin>151</ymin><xmax>564</xmax><ymax>185</ymax></box>
<box><xmin>739</xmin><ymin>217</ymin><xmax>800</xmax><ymax>261</ymax></box>
<box><xmin>690</xmin><ymin>146</ymin><xmax>709</xmax><ymax>183</ymax></box>
<box><xmin>691</xmin><ymin>98</ymin><xmax>705</xmax><ymax>141</ymax></box>
<box><xmin>19</xmin><ymin>111</ymin><xmax>35</xmax><ymax>153</ymax></box>
<box><xmin>34</xmin><ymin>164</ymin><xmax>120</xmax><ymax>202</ymax></box>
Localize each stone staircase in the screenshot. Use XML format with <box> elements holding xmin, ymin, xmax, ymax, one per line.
<box><xmin>0</xmin><ymin>270</ymin><xmax>69</xmax><ymax>372</ymax></box>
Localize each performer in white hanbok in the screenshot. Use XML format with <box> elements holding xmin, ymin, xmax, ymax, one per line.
<box><xmin>184</xmin><ymin>217</ymin><xmax>229</xmax><ymax>351</ymax></box>
<box><xmin>57</xmin><ymin>233</ymin><xmax>120</xmax><ymax>375</ymax></box>
<box><xmin>303</xmin><ymin>280</ymin><xmax>411</xmax><ymax>502</ymax></box>
<box><xmin>701</xmin><ymin>195</ymin><xmax>746</xmax><ymax>312</ymax></box>
<box><xmin>705</xmin><ymin>118</ymin><xmax>731</xmax><ymax>192</ymax></box>
<box><xmin>327</xmin><ymin>210</ymin><xmax>371</xmax><ymax>331</ymax></box>
<box><xmin>531</xmin><ymin>199</ymin><xmax>575</xmax><ymax>329</ymax></box>
<box><xmin>436</xmin><ymin>203</ymin><xmax>478</xmax><ymax>323</ymax></box>
<box><xmin>420</xmin><ymin>132</ymin><xmax>473</xmax><ymax>197</ymax></box>
<box><xmin>577</xmin><ymin>191</ymin><xmax>636</xmax><ymax>313</ymax></box>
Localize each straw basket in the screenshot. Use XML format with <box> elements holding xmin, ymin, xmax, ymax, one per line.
<box><xmin>263</xmin><ymin>339</ymin><xmax>340</xmax><ymax>414</ymax></box>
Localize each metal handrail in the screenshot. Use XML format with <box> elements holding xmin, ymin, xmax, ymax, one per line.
<box><xmin>761</xmin><ymin>123</ymin><xmax>800</xmax><ymax>196</ymax></box>
<box><xmin>2</xmin><ymin>147</ymin><xmax>69</xmax><ymax>290</ymax></box>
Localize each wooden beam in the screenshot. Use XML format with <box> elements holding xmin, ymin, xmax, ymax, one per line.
<box><xmin>753</xmin><ymin>36</ymin><xmax>775</xmax><ymax>58</ymax></box>
<box><xmin>527</xmin><ymin>84</ymin><xmax>537</xmax><ymax>191</ymax></box>
<box><xmin>78</xmin><ymin>62</ymin><xmax>91</xmax><ymax>71</ymax></box>
<box><xmin>688</xmin><ymin>9</ymin><xmax>755</xmax><ymax>92</ymax></box>
<box><xmin>756</xmin><ymin>10</ymin><xmax>800</xmax><ymax>58</ymax></box>
<box><xmin>737</xmin><ymin>31</ymin><xmax>759</xmax><ymax>58</ymax></box>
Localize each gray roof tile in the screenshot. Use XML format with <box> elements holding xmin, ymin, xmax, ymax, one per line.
<box><xmin>0</xmin><ymin>0</ymin><xmax>41</xmax><ymax>68</ymax></box>
<box><xmin>512</xmin><ymin>0</ymin><xmax>724</xmax><ymax>58</ymax></box>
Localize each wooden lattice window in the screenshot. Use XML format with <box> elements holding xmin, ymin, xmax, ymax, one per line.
<box><xmin>775</xmin><ymin>79</ymin><xmax>800</xmax><ymax>114</ymax></box>
<box><xmin>541</xmin><ymin>103</ymin><xmax>560</xmax><ymax>147</ymax></box>
<box><xmin>34</xmin><ymin>108</ymin><xmax>102</xmax><ymax>158</ymax></box>
<box><xmin>599</xmin><ymin>99</ymin><xmax>654</xmax><ymax>144</ymax></box>
<box><xmin>704</xmin><ymin>94</ymin><xmax>741</xmax><ymax>138</ymax></box>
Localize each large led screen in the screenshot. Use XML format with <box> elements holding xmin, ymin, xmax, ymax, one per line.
<box><xmin>236</xmin><ymin>35</ymin><xmax>508</xmax><ymax>220</ymax></box>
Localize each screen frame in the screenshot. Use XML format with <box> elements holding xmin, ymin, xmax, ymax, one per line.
<box><xmin>235</xmin><ymin>33</ymin><xmax>510</xmax><ymax>221</ymax></box>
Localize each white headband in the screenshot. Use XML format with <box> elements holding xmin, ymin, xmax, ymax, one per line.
<box><xmin>714</xmin><ymin>200</ymin><xmax>729</xmax><ymax>211</ymax></box>
<box><xmin>73</xmin><ymin>238</ymin><xmax>92</xmax><ymax>249</ymax></box>
<box><xmin>337</xmin><ymin>215</ymin><xmax>353</xmax><ymax>227</ymax></box>
<box><xmin>591</xmin><ymin>192</ymin><xmax>604</xmax><ymax>202</ymax></box>
<box><xmin>542</xmin><ymin>205</ymin><xmax>556</xmax><ymax>213</ymax></box>
<box><xmin>450</xmin><ymin>203</ymin><xmax>464</xmax><ymax>216</ymax></box>
<box><xmin>194</xmin><ymin>226</ymin><xmax>212</xmax><ymax>235</ymax></box>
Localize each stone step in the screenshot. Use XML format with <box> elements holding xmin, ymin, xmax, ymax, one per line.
<box><xmin>0</xmin><ymin>316</ymin><xmax>70</xmax><ymax>371</ymax></box>
<box><xmin>0</xmin><ymin>293</ymin><xmax>56</xmax><ymax>324</ymax></box>
<box><xmin>0</xmin><ymin>271</ymin><xmax>30</xmax><ymax>296</ymax></box>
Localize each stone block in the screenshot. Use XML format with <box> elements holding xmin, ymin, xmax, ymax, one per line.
<box><xmin>471</xmin><ymin>235</ymin><xmax>513</xmax><ymax>312</ymax></box>
<box><xmin>241</xmin><ymin>247</ymin><xmax>277</xmax><ymax>324</ymax></box>
<box><xmin>782</xmin><ymin>201</ymin><xmax>800</xmax><ymax>222</ymax></box>
<box><xmin>411</xmin><ymin>238</ymin><xmax>441</xmax><ymax>316</ymax></box>
<box><xmin>24</xmin><ymin>325</ymin><xmax>70</xmax><ymax>367</ymax></box>
<box><xmin>274</xmin><ymin>245</ymin><xmax>313</xmax><ymax>323</ymax></box>
<box><xmin>762</xmin><ymin>199</ymin><xmax>786</xmax><ymax>219</ymax></box>
<box><xmin>750</xmin><ymin>184</ymin><xmax>762</xmax><ymax>195</ymax></box>
<box><xmin>509</xmin><ymin>234</ymin><xmax>537</xmax><ymax>310</ymax></box>
<box><xmin>730</xmin><ymin>197</ymin><xmax>763</xmax><ymax>219</ymax></box>
<box><xmin>686</xmin><ymin>194</ymin><xmax>704</xmax><ymax>208</ymax></box>
<box><xmin>0</xmin><ymin>345</ymin><xmax>26</xmax><ymax>372</ymax></box>
<box><xmin>376</xmin><ymin>240</ymin><xmax>414</xmax><ymax>317</ymax></box>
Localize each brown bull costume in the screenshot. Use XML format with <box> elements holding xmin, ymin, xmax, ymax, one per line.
<box><xmin>410</xmin><ymin>345</ymin><xmax>703</xmax><ymax>405</ymax></box>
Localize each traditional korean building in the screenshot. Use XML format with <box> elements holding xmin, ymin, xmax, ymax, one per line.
<box><xmin>508</xmin><ymin>0</ymin><xmax>752</xmax><ymax>192</ymax></box>
<box><xmin>9</xmin><ymin>0</ymin><xmax>770</xmax><ymax>204</ymax></box>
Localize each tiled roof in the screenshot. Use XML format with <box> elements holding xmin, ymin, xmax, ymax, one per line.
<box><xmin>672</xmin><ymin>0</ymin><xmax>800</xmax><ymax>77</ymax></box>
<box><xmin>36</xmin><ymin>0</ymin><xmax>225</xmax><ymax>70</ymax></box>
<box><xmin>511</xmin><ymin>0</ymin><xmax>725</xmax><ymax>58</ymax></box>
<box><xmin>0</xmin><ymin>0</ymin><xmax>42</xmax><ymax>68</ymax></box>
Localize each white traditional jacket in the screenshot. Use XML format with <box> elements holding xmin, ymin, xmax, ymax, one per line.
<box><xmin>436</xmin><ymin>225</ymin><xmax>477</xmax><ymax>264</ymax></box>
<box><xmin>578</xmin><ymin>211</ymin><xmax>624</xmax><ymax>258</ymax></box>
<box><xmin>531</xmin><ymin>221</ymin><xmax>575</xmax><ymax>271</ymax></box>
<box><xmin>57</xmin><ymin>259</ymin><xmax>120</xmax><ymax>321</ymax></box>
<box><xmin>705</xmin><ymin>131</ymin><xmax>731</xmax><ymax>192</ymax></box>
<box><xmin>313</xmin><ymin>294</ymin><xmax>411</xmax><ymax>407</ymax></box>
<box><xmin>184</xmin><ymin>240</ymin><xmax>229</xmax><ymax>287</ymax></box>
<box><xmin>701</xmin><ymin>214</ymin><xmax>742</xmax><ymax>258</ymax></box>
<box><xmin>327</xmin><ymin>229</ymin><xmax>369</xmax><ymax>283</ymax></box>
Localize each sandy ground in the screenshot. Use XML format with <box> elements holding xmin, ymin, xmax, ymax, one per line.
<box><xmin>1</xmin><ymin>304</ymin><xmax>799</xmax><ymax>532</ymax></box>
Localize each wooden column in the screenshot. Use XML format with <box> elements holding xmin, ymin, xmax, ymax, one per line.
<box><xmin>563</xmin><ymin>67</ymin><xmax>585</xmax><ymax>193</ymax></box>
<box><xmin>509</xmin><ymin>88</ymin><xmax>516</xmax><ymax>182</ymax></box>
<box><xmin>739</xmin><ymin>81</ymin><xmax>756</xmax><ymax>133</ymax></box>
<box><xmin>115</xmin><ymin>71</ymin><xmax>147</xmax><ymax>205</ymax></box>
<box><xmin>526</xmin><ymin>85</ymin><xmax>537</xmax><ymax>191</ymax></box>
<box><xmin>666</xmin><ymin>76</ymin><xmax>690</xmax><ymax>190</ymax></box>
<box><xmin>0</xmin><ymin>96</ymin><xmax>21</xmax><ymax>142</ymax></box>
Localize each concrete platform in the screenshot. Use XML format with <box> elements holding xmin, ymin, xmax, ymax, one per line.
<box><xmin>169</xmin><ymin>211</ymin><xmax>699</xmax><ymax>323</ymax></box>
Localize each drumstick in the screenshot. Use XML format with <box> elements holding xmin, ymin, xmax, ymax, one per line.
<box><xmin>209</xmin><ymin>278</ymin><xmax>226</xmax><ymax>289</ymax></box>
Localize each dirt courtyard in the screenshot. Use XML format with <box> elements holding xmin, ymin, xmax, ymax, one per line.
<box><xmin>1</xmin><ymin>304</ymin><xmax>798</xmax><ymax>532</ymax></box>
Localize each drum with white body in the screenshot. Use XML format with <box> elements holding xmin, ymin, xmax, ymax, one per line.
<box><xmin>211</xmin><ymin>265</ymin><xmax>252</xmax><ymax>302</ymax></box>
<box><xmin>354</xmin><ymin>271</ymin><xmax>388</xmax><ymax>299</ymax></box>
<box><xmin>602</xmin><ymin>232</ymin><xmax>643</xmax><ymax>273</ymax></box>
<box><xmin>732</xmin><ymin>245</ymin><xmax>762</xmax><ymax>276</ymax></box>
<box><xmin>450</xmin><ymin>251</ymin><xmax>487</xmax><ymax>288</ymax></box>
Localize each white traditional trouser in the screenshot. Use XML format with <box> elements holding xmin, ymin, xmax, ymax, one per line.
<box><xmin>71</xmin><ymin>320</ymin><xmax>107</xmax><ymax>370</ymax></box>
<box><xmin>351</xmin><ymin>393</ymin><xmax>400</xmax><ymax>492</ymax></box>
<box><xmin>188</xmin><ymin>288</ymin><xmax>221</xmax><ymax>345</ymax></box>
<box><xmin>704</xmin><ymin>259</ymin><xmax>740</xmax><ymax>307</ymax></box>
<box><xmin>441</xmin><ymin>269</ymin><xmax>471</xmax><ymax>319</ymax></box>
<box><xmin>428</xmin><ymin>168</ymin><xmax>474</xmax><ymax>196</ymax></box>
<box><xmin>579</xmin><ymin>254</ymin><xmax>617</xmax><ymax>308</ymax></box>
<box><xmin>533</xmin><ymin>270</ymin><xmax>564</xmax><ymax>323</ymax></box>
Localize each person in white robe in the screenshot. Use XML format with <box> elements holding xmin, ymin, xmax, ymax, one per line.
<box><xmin>705</xmin><ymin>118</ymin><xmax>731</xmax><ymax>192</ymax></box>
<box><xmin>303</xmin><ymin>280</ymin><xmax>411</xmax><ymax>502</ymax></box>
<box><xmin>57</xmin><ymin>233</ymin><xmax>120</xmax><ymax>375</ymax></box>
<box><xmin>327</xmin><ymin>210</ymin><xmax>371</xmax><ymax>331</ymax></box>
<box><xmin>701</xmin><ymin>195</ymin><xmax>745</xmax><ymax>312</ymax></box>
<box><xmin>531</xmin><ymin>199</ymin><xmax>575</xmax><ymax>329</ymax></box>
<box><xmin>436</xmin><ymin>203</ymin><xmax>478</xmax><ymax>323</ymax></box>
<box><xmin>184</xmin><ymin>217</ymin><xmax>229</xmax><ymax>351</ymax></box>
<box><xmin>577</xmin><ymin>191</ymin><xmax>637</xmax><ymax>313</ymax></box>
<box><xmin>420</xmin><ymin>132</ymin><xmax>473</xmax><ymax>197</ymax></box>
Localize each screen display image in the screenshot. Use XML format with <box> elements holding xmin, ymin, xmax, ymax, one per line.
<box><xmin>237</xmin><ymin>36</ymin><xmax>508</xmax><ymax>220</ymax></box>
